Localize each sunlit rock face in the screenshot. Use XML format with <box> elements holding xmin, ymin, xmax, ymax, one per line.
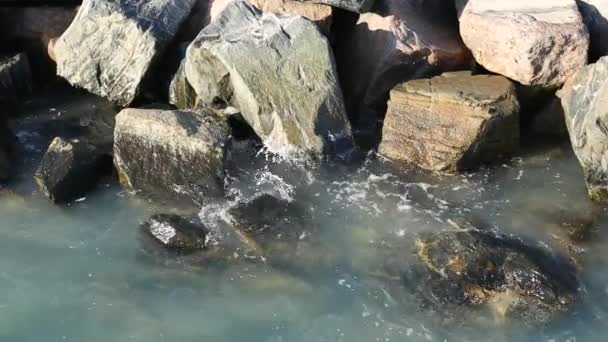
<box><xmin>113</xmin><ymin>108</ymin><xmax>229</xmax><ymax>205</ymax></box>
<box><xmin>54</xmin><ymin>0</ymin><xmax>195</xmax><ymax>106</ymax></box>
<box><xmin>559</xmin><ymin>56</ymin><xmax>608</xmax><ymax>201</ymax></box>
<box><xmin>456</xmin><ymin>0</ymin><xmax>589</xmax><ymax>88</ymax></box>
<box><xmin>185</xmin><ymin>0</ymin><xmax>352</xmax><ymax>157</ymax></box>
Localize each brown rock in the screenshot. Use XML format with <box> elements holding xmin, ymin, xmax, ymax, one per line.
<box><xmin>456</xmin><ymin>0</ymin><xmax>589</xmax><ymax>88</ymax></box>
<box><xmin>336</xmin><ymin>0</ymin><xmax>471</xmax><ymax>133</ymax></box>
<box><xmin>378</xmin><ymin>73</ymin><xmax>520</xmax><ymax>172</ymax></box>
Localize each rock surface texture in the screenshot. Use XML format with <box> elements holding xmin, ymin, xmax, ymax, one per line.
<box><xmin>113</xmin><ymin>109</ymin><xmax>229</xmax><ymax>205</ymax></box>
<box><xmin>456</xmin><ymin>0</ymin><xmax>589</xmax><ymax>88</ymax></box>
<box><xmin>297</xmin><ymin>0</ymin><xmax>374</xmax><ymax>13</ymax></box>
<box><xmin>578</xmin><ymin>0</ymin><xmax>608</xmax><ymax>59</ymax></box>
<box><xmin>336</xmin><ymin>0</ymin><xmax>471</xmax><ymax>133</ymax></box>
<box><xmin>378</xmin><ymin>73</ymin><xmax>520</xmax><ymax>173</ymax></box>
<box><xmin>54</xmin><ymin>0</ymin><xmax>195</xmax><ymax>106</ymax></box>
<box><xmin>559</xmin><ymin>57</ymin><xmax>608</xmax><ymax>201</ymax></box>
<box><xmin>142</xmin><ymin>214</ymin><xmax>209</xmax><ymax>252</ymax></box>
<box><xmin>34</xmin><ymin>137</ymin><xmax>111</xmax><ymax>203</ymax></box>
<box><xmin>0</xmin><ymin>53</ymin><xmax>33</xmax><ymax>109</ymax></box>
<box><xmin>185</xmin><ymin>0</ymin><xmax>351</xmax><ymax>156</ymax></box>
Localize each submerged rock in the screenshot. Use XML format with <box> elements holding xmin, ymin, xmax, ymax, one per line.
<box><xmin>378</xmin><ymin>73</ymin><xmax>519</xmax><ymax>172</ymax></box>
<box><xmin>559</xmin><ymin>56</ymin><xmax>608</xmax><ymax>201</ymax></box>
<box><xmin>400</xmin><ymin>229</ymin><xmax>579</xmax><ymax>325</ymax></box>
<box><xmin>113</xmin><ymin>108</ymin><xmax>229</xmax><ymax>205</ymax></box>
<box><xmin>336</xmin><ymin>0</ymin><xmax>471</xmax><ymax>134</ymax></box>
<box><xmin>578</xmin><ymin>0</ymin><xmax>608</xmax><ymax>59</ymax></box>
<box><xmin>142</xmin><ymin>214</ymin><xmax>209</xmax><ymax>252</ymax></box>
<box><xmin>297</xmin><ymin>0</ymin><xmax>374</xmax><ymax>13</ymax></box>
<box><xmin>34</xmin><ymin>137</ymin><xmax>111</xmax><ymax>203</ymax></box>
<box><xmin>456</xmin><ymin>0</ymin><xmax>589</xmax><ymax>88</ymax></box>
<box><xmin>54</xmin><ymin>0</ymin><xmax>195</xmax><ymax>106</ymax></box>
<box><xmin>0</xmin><ymin>53</ymin><xmax>33</xmax><ymax>109</ymax></box>
<box><xmin>185</xmin><ymin>0</ymin><xmax>351</xmax><ymax>156</ymax></box>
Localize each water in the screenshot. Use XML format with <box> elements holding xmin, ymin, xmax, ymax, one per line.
<box><xmin>2</xmin><ymin>87</ymin><xmax>608</xmax><ymax>341</ymax></box>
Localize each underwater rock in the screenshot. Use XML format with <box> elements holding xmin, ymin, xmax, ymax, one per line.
<box><xmin>559</xmin><ymin>56</ymin><xmax>608</xmax><ymax>201</ymax></box>
<box><xmin>456</xmin><ymin>0</ymin><xmax>589</xmax><ymax>88</ymax></box>
<box><xmin>399</xmin><ymin>229</ymin><xmax>580</xmax><ymax>325</ymax></box>
<box><xmin>296</xmin><ymin>0</ymin><xmax>374</xmax><ymax>13</ymax></box>
<box><xmin>185</xmin><ymin>0</ymin><xmax>351</xmax><ymax>156</ymax></box>
<box><xmin>378</xmin><ymin>73</ymin><xmax>519</xmax><ymax>172</ymax></box>
<box><xmin>335</xmin><ymin>0</ymin><xmax>470</xmax><ymax>135</ymax></box>
<box><xmin>0</xmin><ymin>53</ymin><xmax>33</xmax><ymax>109</ymax></box>
<box><xmin>578</xmin><ymin>0</ymin><xmax>608</xmax><ymax>59</ymax></box>
<box><xmin>142</xmin><ymin>214</ymin><xmax>209</xmax><ymax>252</ymax></box>
<box><xmin>34</xmin><ymin>137</ymin><xmax>111</xmax><ymax>203</ymax></box>
<box><xmin>113</xmin><ymin>108</ymin><xmax>229</xmax><ymax>205</ymax></box>
<box><xmin>54</xmin><ymin>0</ymin><xmax>195</xmax><ymax>106</ymax></box>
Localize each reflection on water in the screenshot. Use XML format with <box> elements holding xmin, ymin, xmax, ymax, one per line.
<box><xmin>1</xmin><ymin>89</ymin><xmax>608</xmax><ymax>341</ymax></box>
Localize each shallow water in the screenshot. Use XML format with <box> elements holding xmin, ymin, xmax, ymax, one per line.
<box><xmin>2</xmin><ymin>88</ymin><xmax>608</xmax><ymax>341</ymax></box>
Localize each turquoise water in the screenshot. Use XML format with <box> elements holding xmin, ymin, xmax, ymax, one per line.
<box><xmin>1</xmin><ymin>88</ymin><xmax>608</xmax><ymax>341</ymax></box>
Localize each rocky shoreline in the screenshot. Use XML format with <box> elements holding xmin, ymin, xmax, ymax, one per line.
<box><xmin>1</xmin><ymin>0</ymin><xmax>607</xmax><ymax>330</ymax></box>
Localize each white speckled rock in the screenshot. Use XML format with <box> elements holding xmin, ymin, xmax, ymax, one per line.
<box><xmin>185</xmin><ymin>0</ymin><xmax>351</xmax><ymax>156</ymax></box>
<box><xmin>456</xmin><ymin>0</ymin><xmax>589</xmax><ymax>88</ymax></box>
<box><xmin>559</xmin><ymin>57</ymin><xmax>608</xmax><ymax>200</ymax></box>
<box><xmin>54</xmin><ymin>0</ymin><xmax>195</xmax><ymax>106</ymax></box>
<box><xmin>113</xmin><ymin>108</ymin><xmax>229</xmax><ymax>205</ymax></box>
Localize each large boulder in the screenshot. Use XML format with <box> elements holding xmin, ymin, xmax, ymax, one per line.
<box><xmin>578</xmin><ymin>0</ymin><xmax>608</xmax><ymax>59</ymax></box>
<box><xmin>113</xmin><ymin>108</ymin><xmax>229</xmax><ymax>205</ymax></box>
<box><xmin>54</xmin><ymin>0</ymin><xmax>196</xmax><ymax>106</ymax></box>
<box><xmin>185</xmin><ymin>0</ymin><xmax>351</xmax><ymax>156</ymax></box>
<box><xmin>378</xmin><ymin>73</ymin><xmax>520</xmax><ymax>173</ymax></box>
<box><xmin>0</xmin><ymin>53</ymin><xmax>33</xmax><ymax>109</ymax></box>
<box><xmin>558</xmin><ymin>56</ymin><xmax>608</xmax><ymax>201</ymax></box>
<box><xmin>296</xmin><ymin>0</ymin><xmax>374</xmax><ymax>13</ymax></box>
<box><xmin>456</xmin><ymin>0</ymin><xmax>589</xmax><ymax>88</ymax></box>
<box><xmin>335</xmin><ymin>0</ymin><xmax>471</xmax><ymax>135</ymax></box>
<box><xmin>34</xmin><ymin>137</ymin><xmax>111</xmax><ymax>203</ymax></box>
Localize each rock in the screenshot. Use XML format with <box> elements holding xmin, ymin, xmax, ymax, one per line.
<box><xmin>113</xmin><ymin>108</ymin><xmax>229</xmax><ymax>205</ymax></box>
<box><xmin>558</xmin><ymin>56</ymin><xmax>608</xmax><ymax>201</ymax></box>
<box><xmin>34</xmin><ymin>137</ymin><xmax>111</xmax><ymax>203</ymax></box>
<box><xmin>0</xmin><ymin>122</ymin><xmax>13</xmax><ymax>181</ymax></box>
<box><xmin>401</xmin><ymin>229</ymin><xmax>579</xmax><ymax>325</ymax></box>
<box><xmin>335</xmin><ymin>0</ymin><xmax>471</xmax><ymax>136</ymax></box>
<box><xmin>0</xmin><ymin>53</ymin><xmax>33</xmax><ymax>109</ymax></box>
<box><xmin>456</xmin><ymin>0</ymin><xmax>589</xmax><ymax>88</ymax></box>
<box><xmin>247</xmin><ymin>0</ymin><xmax>333</xmax><ymax>35</ymax></box>
<box><xmin>141</xmin><ymin>214</ymin><xmax>209</xmax><ymax>252</ymax></box>
<box><xmin>54</xmin><ymin>0</ymin><xmax>196</xmax><ymax>106</ymax></box>
<box><xmin>529</xmin><ymin>97</ymin><xmax>569</xmax><ymax>138</ymax></box>
<box><xmin>185</xmin><ymin>0</ymin><xmax>351</xmax><ymax>156</ymax></box>
<box><xmin>296</xmin><ymin>0</ymin><xmax>374</xmax><ymax>13</ymax></box>
<box><xmin>168</xmin><ymin>44</ymin><xmax>202</xmax><ymax>111</ymax></box>
<box><xmin>578</xmin><ymin>0</ymin><xmax>608</xmax><ymax>59</ymax></box>
<box><xmin>378</xmin><ymin>73</ymin><xmax>520</xmax><ymax>172</ymax></box>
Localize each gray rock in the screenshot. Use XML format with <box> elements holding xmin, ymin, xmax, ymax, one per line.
<box><xmin>54</xmin><ymin>0</ymin><xmax>196</xmax><ymax>106</ymax></box>
<box><xmin>378</xmin><ymin>73</ymin><xmax>520</xmax><ymax>173</ymax></box>
<box><xmin>113</xmin><ymin>108</ymin><xmax>229</xmax><ymax>205</ymax></box>
<box><xmin>0</xmin><ymin>53</ymin><xmax>33</xmax><ymax>108</ymax></box>
<box><xmin>141</xmin><ymin>214</ymin><xmax>209</xmax><ymax>252</ymax></box>
<box><xmin>558</xmin><ymin>56</ymin><xmax>608</xmax><ymax>201</ymax></box>
<box><xmin>34</xmin><ymin>137</ymin><xmax>111</xmax><ymax>203</ymax></box>
<box><xmin>185</xmin><ymin>0</ymin><xmax>351</xmax><ymax>157</ymax></box>
<box><xmin>296</xmin><ymin>0</ymin><xmax>374</xmax><ymax>13</ymax></box>
<box><xmin>577</xmin><ymin>0</ymin><xmax>608</xmax><ymax>59</ymax></box>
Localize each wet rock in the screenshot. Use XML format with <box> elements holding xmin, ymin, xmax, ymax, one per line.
<box><xmin>578</xmin><ymin>0</ymin><xmax>608</xmax><ymax>60</ymax></box>
<box><xmin>0</xmin><ymin>53</ymin><xmax>33</xmax><ymax>109</ymax></box>
<box><xmin>401</xmin><ymin>229</ymin><xmax>579</xmax><ymax>325</ymax></box>
<box><xmin>559</xmin><ymin>57</ymin><xmax>608</xmax><ymax>201</ymax></box>
<box><xmin>335</xmin><ymin>0</ymin><xmax>471</xmax><ymax>135</ymax></box>
<box><xmin>378</xmin><ymin>73</ymin><xmax>519</xmax><ymax>173</ymax></box>
<box><xmin>529</xmin><ymin>97</ymin><xmax>569</xmax><ymax>139</ymax></box>
<box><xmin>456</xmin><ymin>0</ymin><xmax>589</xmax><ymax>88</ymax></box>
<box><xmin>168</xmin><ymin>44</ymin><xmax>202</xmax><ymax>111</ymax></box>
<box><xmin>34</xmin><ymin>137</ymin><xmax>111</xmax><ymax>203</ymax></box>
<box><xmin>0</xmin><ymin>122</ymin><xmax>13</xmax><ymax>181</ymax></box>
<box><xmin>297</xmin><ymin>0</ymin><xmax>374</xmax><ymax>13</ymax></box>
<box><xmin>141</xmin><ymin>214</ymin><xmax>209</xmax><ymax>252</ymax></box>
<box><xmin>113</xmin><ymin>108</ymin><xmax>229</xmax><ymax>205</ymax></box>
<box><xmin>54</xmin><ymin>0</ymin><xmax>196</xmax><ymax>106</ymax></box>
<box><xmin>185</xmin><ymin>0</ymin><xmax>351</xmax><ymax>156</ymax></box>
